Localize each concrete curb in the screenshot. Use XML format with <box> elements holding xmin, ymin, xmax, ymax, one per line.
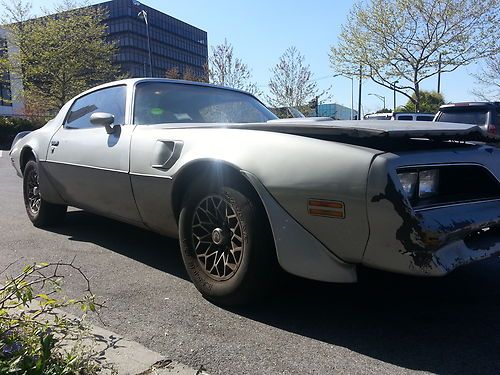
<box><xmin>14</xmin><ymin>302</ymin><xmax>208</xmax><ymax>374</ymax></box>
<box><xmin>82</xmin><ymin>322</ymin><xmax>209</xmax><ymax>375</ymax></box>
<box><xmin>39</xmin><ymin>305</ymin><xmax>209</xmax><ymax>375</ymax></box>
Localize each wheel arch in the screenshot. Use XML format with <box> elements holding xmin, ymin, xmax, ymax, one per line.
<box><xmin>171</xmin><ymin>158</ymin><xmax>358</xmax><ymax>284</ymax></box>
<box><xmin>171</xmin><ymin>159</ymin><xmax>263</xmax><ymax>223</ymax></box>
<box><xmin>20</xmin><ymin>147</ymin><xmax>38</xmax><ymax>173</ymax></box>
<box><xmin>20</xmin><ymin>145</ymin><xmax>66</xmax><ymax>206</ymax></box>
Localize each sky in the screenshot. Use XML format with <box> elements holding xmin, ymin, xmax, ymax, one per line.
<box><xmin>26</xmin><ymin>0</ymin><xmax>485</xmax><ymax>115</ymax></box>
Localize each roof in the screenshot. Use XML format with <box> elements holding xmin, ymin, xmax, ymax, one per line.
<box><xmin>440</xmin><ymin>102</ymin><xmax>500</xmax><ymax>109</ymax></box>
<box><xmin>68</xmin><ymin>78</ymin><xmax>258</xmax><ymax>106</ymax></box>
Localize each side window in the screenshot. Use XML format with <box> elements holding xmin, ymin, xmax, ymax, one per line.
<box><xmin>65</xmin><ymin>86</ymin><xmax>127</xmax><ymax>129</ymax></box>
<box><xmin>416</xmin><ymin>115</ymin><xmax>433</xmax><ymax>121</ymax></box>
<box><xmin>397</xmin><ymin>115</ymin><xmax>413</xmax><ymax>121</ymax></box>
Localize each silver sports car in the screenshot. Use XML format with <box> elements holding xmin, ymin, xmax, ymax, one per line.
<box><xmin>9</xmin><ymin>79</ymin><xmax>500</xmax><ymax>305</ymax></box>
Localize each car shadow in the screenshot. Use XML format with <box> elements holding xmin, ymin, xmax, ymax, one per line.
<box><xmin>231</xmin><ymin>261</ymin><xmax>500</xmax><ymax>375</ymax></box>
<box><xmin>50</xmin><ymin>210</ymin><xmax>499</xmax><ymax>374</ymax></box>
<box><xmin>49</xmin><ymin>210</ymin><xmax>189</xmax><ymax>281</ymax></box>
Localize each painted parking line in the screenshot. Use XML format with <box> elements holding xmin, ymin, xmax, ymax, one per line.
<box><xmin>0</xmin><ymin>150</ymin><xmax>3</xmax><ymax>158</ymax></box>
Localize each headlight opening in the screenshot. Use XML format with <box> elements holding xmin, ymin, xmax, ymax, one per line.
<box><xmin>397</xmin><ymin>168</ymin><xmax>440</xmax><ymax>204</ymax></box>
<box><xmin>397</xmin><ymin>165</ymin><xmax>500</xmax><ymax>208</ymax></box>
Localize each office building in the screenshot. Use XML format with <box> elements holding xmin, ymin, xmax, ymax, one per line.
<box><xmin>0</xmin><ymin>0</ymin><xmax>208</xmax><ymax>116</ymax></box>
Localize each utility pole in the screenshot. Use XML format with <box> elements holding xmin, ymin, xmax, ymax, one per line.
<box><xmin>437</xmin><ymin>53</ymin><xmax>442</xmax><ymax>94</ymax></box>
<box><xmin>357</xmin><ymin>64</ymin><xmax>362</xmax><ymax>119</ymax></box>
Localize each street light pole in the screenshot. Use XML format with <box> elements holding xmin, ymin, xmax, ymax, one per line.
<box><xmin>357</xmin><ymin>65</ymin><xmax>362</xmax><ymax>119</ymax></box>
<box><xmin>138</xmin><ymin>9</ymin><xmax>153</xmax><ymax>77</ymax></box>
<box><xmin>368</xmin><ymin>93</ymin><xmax>386</xmax><ymax>110</ymax></box>
<box><xmin>349</xmin><ymin>76</ymin><xmax>353</xmax><ymax>120</ymax></box>
<box><xmin>332</xmin><ymin>74</ymin><xmax>354</xmax><ymax>120</ymax></box>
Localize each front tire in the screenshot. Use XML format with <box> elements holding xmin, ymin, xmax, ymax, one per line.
<box><xmin>179</xmin><ymin>180</ymin><xmax>275</xmax><ymax>306</ymax></box>
<box><xmin>23</xmin><ymin>160</ymin><xmax>67</xmax><ymax>228</ymax></box>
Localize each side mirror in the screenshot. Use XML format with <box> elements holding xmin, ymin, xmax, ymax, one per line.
<box><xmin>90</xmin><ymin>112</ymin><xmax>118</xmax><ymax>134</ymax></box>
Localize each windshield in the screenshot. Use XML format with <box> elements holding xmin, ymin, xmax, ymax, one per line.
<box><xmin>134</xmin><ymin>82</ymin><xmax>277</xmax><ymax>125</ymax></box>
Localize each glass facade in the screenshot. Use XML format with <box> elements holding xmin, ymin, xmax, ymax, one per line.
<box><xmin>0</xmin><ymin>37</ymin><xmax>12</xmax><ymax>107</ymax></box>
<box><xmin>97</xmin><ymin>0</ymin><xmax>208</xmax><ymax>79</ymax></box>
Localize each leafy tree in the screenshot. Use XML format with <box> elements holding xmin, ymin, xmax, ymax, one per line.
<box><xmin>330</xmin><ymin>0</ymin><xmax>499</xmax><ymax>111</ymax></box>
<box><xmin>400</xmin><ymin>90</ymin><xmax>444</xmax><ymax>113</ymax></box>
<box><xmin>208</xmin><ymin>39</ymin><xmax>260</xmax><ymax>96</ymax></box>
<box><xmin>0</xmin><ymin>0</ymin><xmax>122</xmax><ymax>115</ymax></box>
<box><xmin>268</xmin><ymin>46</ymin><xmax>323</xmax><ymax>107</ymax></box>
<box><xmin>165</xmin><ymin>66</ymin><xmax>208</xmax><ymax>83</ymax></box>
<box><xmin>472</xmin><ymin>53</ymin><xmax>500</xmax><ymax>101</ymax></box>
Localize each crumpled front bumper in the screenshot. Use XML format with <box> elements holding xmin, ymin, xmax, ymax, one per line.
<box><xmin>363</xmin><ymin>147</ymin><xmax>500</xmax><ymax>276</ymax></box>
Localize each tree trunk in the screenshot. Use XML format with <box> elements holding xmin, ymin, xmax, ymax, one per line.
<box><xmin>414</xmin><ymin>82</ymin><xmax>420</xmax><ymax>112</ymax></box>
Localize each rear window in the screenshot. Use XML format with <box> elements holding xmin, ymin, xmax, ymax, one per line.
<box><xmin>438</xmin><ymin>108</ymin><xmax>488</xmax><ymax>125</ymax></box>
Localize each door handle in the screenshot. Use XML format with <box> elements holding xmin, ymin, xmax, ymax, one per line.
<box><xmin>51</xmin><ymin>140</ymin><xmax>59</xmax><ymax>146</ymax></box>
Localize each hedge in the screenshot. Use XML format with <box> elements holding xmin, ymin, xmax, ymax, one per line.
<box><xmin>0</xmin><ymin>117</ymin><xmax>42</xmax><ymax>150</ymax></box>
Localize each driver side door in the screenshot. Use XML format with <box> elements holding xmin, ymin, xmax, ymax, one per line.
<box><xmin>44</xmin><ymin>85</ymin><xmax>142</xmax><ymax>224</ymax></box>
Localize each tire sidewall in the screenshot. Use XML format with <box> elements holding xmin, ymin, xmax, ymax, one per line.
<box><xmin>179</xmin><ymin>183</ymin><xmax>259</xmax><ymax>303</ymax></box>
<box><xmin>23</xmin><ymin>160</ymin><xmax>40</xmax><ymax>223</ymax></box>
<box><xmin>22</xmin><ymin>159</ymin><xmax>66</xmax><ymax>227</ymax></box>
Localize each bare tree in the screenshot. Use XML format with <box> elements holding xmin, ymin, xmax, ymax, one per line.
<box><xmin>267</xmin><ymin>46</ymin><xmax>323</xmax><ymax>108</ymax></box>
<box><xmin>165</xmin><ymin>66</ymin><xmax>207</xmax><ymax>83</ymax></box>
<box><xmin>472</xmin><ymin>53</ymin><xmax>500</xmax><ymax>101</ymax></box>
<box><xmin>208</xmin><ymin>39</ymin><xmax>261</xmax><ymax>96</ymax></box>
<box><xmin>330</xmin><ymin>0</ymin><xmax>500</xmax><ymax>111</ymax></box>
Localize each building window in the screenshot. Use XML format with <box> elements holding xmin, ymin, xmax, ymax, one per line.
<box><xmin>0</xmin><ymin>38</ymin><xmax>12</xmax><ymax>107</ymax></box>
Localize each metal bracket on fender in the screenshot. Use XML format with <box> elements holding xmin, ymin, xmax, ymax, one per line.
<box><xmin>241</xmin><ymin>171</ymin><xmax>357</xmax><ymax>283</ymax></box>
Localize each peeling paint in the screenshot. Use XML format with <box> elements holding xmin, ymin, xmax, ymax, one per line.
<box><xmin>370</xmin><ymin>173</ymin><xmax>500</xmax><ymax>272</ymax></box>
<box><xmin>371</xmin><ymin>175</ymin><xmax>434</xmax><ymax>269</ymax></box>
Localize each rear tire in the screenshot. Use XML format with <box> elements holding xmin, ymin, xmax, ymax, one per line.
<box><xmin>179</xmin><ymin>178</ymin><xmax>275</xmax><ymax>306</ymax></box>
<box><xmin>23</xmin><ymin>160</ymin><xmax>67</xmax><ymax>228</ymax></box>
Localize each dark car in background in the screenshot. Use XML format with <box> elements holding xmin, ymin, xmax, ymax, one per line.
<box><xmin>434</xmin><ymin>102</ymin><xmax>499</xmax><ymax>135</ymax></box>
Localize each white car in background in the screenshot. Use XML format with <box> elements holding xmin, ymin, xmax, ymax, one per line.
<box><xmin>364</xmin><ymin>112</ymin><xmax>435</xmax><ymax>121</ymax></box>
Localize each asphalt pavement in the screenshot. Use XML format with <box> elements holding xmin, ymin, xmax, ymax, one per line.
<box><xmin>0</xmin><ymin>151</ymin><xmax>499</xmax><ymax>374</ymax></box>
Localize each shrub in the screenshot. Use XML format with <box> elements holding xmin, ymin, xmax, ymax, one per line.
<box><xmin>0</xmin><ymin>261</ymin><xmax>106</xmax><ymax>374</ymax></box>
